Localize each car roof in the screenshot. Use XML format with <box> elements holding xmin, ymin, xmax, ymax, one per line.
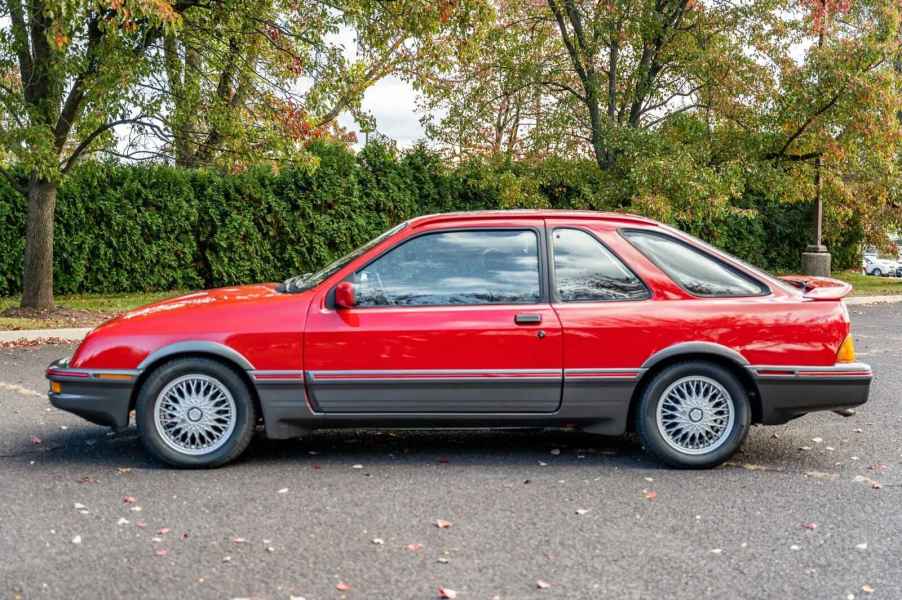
<box><xmin>407</xmin><ymin>209</ymin><xmax>660</xmax><ymax>229</ymax></box>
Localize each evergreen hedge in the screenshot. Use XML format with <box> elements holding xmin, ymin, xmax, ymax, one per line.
<box><xmin>0</xmin><ymin>140</ymin><xmax>858</xmax><ymax>296</ymax></box>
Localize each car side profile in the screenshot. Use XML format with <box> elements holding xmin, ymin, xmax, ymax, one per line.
<box><xmin>47</xmin><ymin>210</ymin><xmax>871</xmax><ymax>468</ymax></box>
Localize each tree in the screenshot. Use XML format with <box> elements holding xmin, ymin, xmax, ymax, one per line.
<box><xmin>0</xmin><ymin>0</ymin><xmax>186</xmax><ymax>309</ymax></box>
<box><xmin>420</xmin><ymin>0</ymin><xmax>769</xmax><ymax>169</ymax></box>
<box><xmin>152</xmin><ymin>0</ymin><xmax>492</xmax><ymax>169</ymax></box>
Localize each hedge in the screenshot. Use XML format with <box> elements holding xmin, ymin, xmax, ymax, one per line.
<box><xmin>0</xmin><ymin>140</ymin><xmax>859</xmax><ymax>296</ymax></box>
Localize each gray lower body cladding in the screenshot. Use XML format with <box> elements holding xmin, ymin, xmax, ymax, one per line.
<box><xmin>45</xmin><ymin>361</ymin><xmax>872</xmax><ymax>440</ymax></box>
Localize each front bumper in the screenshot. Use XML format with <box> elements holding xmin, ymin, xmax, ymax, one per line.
<box><xmin>46</xmin><ymin>358</ymin><xmax>139</xmax><ymax>429</ymax></box>
<box><xmin>749</xmin><ymin>363</ymin><xmax>872</xmax><ymax>424</ymax></box>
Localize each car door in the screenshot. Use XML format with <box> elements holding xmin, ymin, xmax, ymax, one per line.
<box><xmin>303</xmin><ymin>223</ymin><xmax>563</xmax><ymax>413</ymax></box>
<box><xmin>545</xmin><ymin>223</ymin><xmax>655</xmax><ymax>427</ymax></box>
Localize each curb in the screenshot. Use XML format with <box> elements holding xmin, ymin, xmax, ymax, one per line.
<box><xmin>0</xmin><ymin>327</ymin><xmax>92</xmax><ymax>344</ymax></box>
<box><xmin>845</xmin><ymin>295</ymin><xmax>902</xmax><ymax>306</ymax></box>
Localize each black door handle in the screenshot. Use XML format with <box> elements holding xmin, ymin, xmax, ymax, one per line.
<box><xmin>514</xmin><ymin>313</ymin><xmax>542</xmax><ymax>325</ymax></box>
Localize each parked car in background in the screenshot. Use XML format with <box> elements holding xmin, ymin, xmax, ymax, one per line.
<box><xmin>863</xmin><ymin>255</ymin><xmax>898</xmax><ymax>277</ymax></box>
<box><xmin>46</xmin><ymin>210</ymin><xmax>871</xmax><ymax>469</ymax></box>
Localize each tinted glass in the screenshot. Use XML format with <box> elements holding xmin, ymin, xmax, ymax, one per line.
<box><xmin>352</xmin><ymin>230</ymin><xmax>541</xmax><ymax>306</ymax></box>
<box><xmin>623</xmin><ymin>230</ymin><xmax>768</xmax><ymax>297</ymax></box>
<box><xmin>552</xmin><ymin>229</ymin><xmax>647</xmax><ymax>301</ymax></box>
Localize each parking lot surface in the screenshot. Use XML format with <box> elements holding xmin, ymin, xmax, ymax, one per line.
<box><xmin>1</xmin><ymin>303</ymin><xmax>900</xmax><ymax>599</ymax></box>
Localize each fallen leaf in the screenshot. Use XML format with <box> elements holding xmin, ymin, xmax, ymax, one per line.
<box><xmin>438</xmin><ymin>587</ymin><xmax>458</xmax><ymax>599</ymax></box>
<box><xmin>336</xmin><ymin>582</ymin><xmax>352</xmax><ymax>591</ymax></box>
<box><xmin>117</xmin><ymin>518</ymin><xmax>129</xmax><ymax>526</ymax></box>
<box><xmin>122</xmin><ymin>496</ymin><xmax>137</xmax><ymax>504</ymax></box>
<box><xmin>155</xmin><ymin>549</ymin><xmax>168</xmax><ymax>557</ymax></box>
<box><xmin>437</xmin><ymin>557</ymin><xmax>450</xmax><ymax>564</ymax></box>
<box><xmin>862</xmin><ymin>584</ymin><xmax>874</xmax><ymax>594</ymax></box>
<box><xmin>135</xmin><ymin>521</ymin><xmax>146</xmax><ymax>528</ymax></box>
<box><xmin>30</xmin><ymin>436</ymin><xmax>42</xmax><ymax>445</ymax></box>
<box><xmin>790</xmin><ymin>545</ymin><xmax>801</xmax><ymax>551</ymax></box>
<box><xmin>856</xmin><ymin>542</ymin><xmax>868</xmax><ymax>550</ymax></box>
<box><xmin>73</xmin><ymin>503</ymin><xmax>87</xmax><ymax>510</ymax></box>
<box><xmin>435</xmin><ymin>519</ymin><xmax>452</xmax><ymax>529</ymax></box>
<box><xmin>71</xmin><ymin>535</ymin><xmax>82</xmax><ymax>545</ymax></box>
<box><xmin>407</xmin><ymin>543</ymin><xmax>424</xmax><ymax>551</ymax></box>
<box><xmin>644</xmin><ymin>490</ymin><xmax>657</xmax><ymax>501</ymax></box>
<box><xmin>158</xmin><ymin>528</ymin><xmax>171</xmax><ymax>535</ymax></box>
<box><xmin>232</xmin><ymin>537</ymin><xmax>248</xmax><ymax>544</ymax></box>
<box><xmin>710</xmin><ymin>548</ymin><xmax>722</xmax><ymax>554</ymax></box>
<box><xmin>575</xmin><ymin>509</ymin><xmax>589</xmax><ymax>516</ymax></box>
<box><xmin>222</xmin><ymin>556</ymin><xmax>232</xmax><ymax>563</ymax></box>
<box><xmin>372</xmin><ymin>538</ymin><xmax>385</xmax><ymax>545</ymax></box>
<box><xmin>801</xmin><ymin>522</ymin><xmax>817</xmax><ymax>530</ymax></box>
<box><xmin>266</xmin><ymin>546</ymin><xmax>275</xmax><ymax>553</ymax></box>
<box><xmin>536</xmin><ymin>580</ymin><xmax>551</xmax><ymax>589</ymax></box>
<box><xmin>130</xmin><ymin>506</ymin><xmax>142</xmax><ymax>512</ymax></box>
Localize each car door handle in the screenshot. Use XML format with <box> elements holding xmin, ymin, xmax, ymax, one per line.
<box><xmin>514</xmin><ymin>313</ymin><xmax>542</xmax><ymax>325</ymax></box>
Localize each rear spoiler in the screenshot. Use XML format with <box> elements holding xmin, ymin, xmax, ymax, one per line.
<box><xmin>779</xmin><ymin>275</ymin><xmax>852</xmax><ymax>300</ymax></box>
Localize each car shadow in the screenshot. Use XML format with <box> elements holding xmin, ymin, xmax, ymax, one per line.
<box><xmin>8</xmin><ymin>422</ymin><xmax>817</xmax><ymax>474</ymax></box>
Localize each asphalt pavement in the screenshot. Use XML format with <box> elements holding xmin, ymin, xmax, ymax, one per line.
<box><xmin>1</xmin><ymin>303</ymin><xmax>900</xmax><ymax>599</ymax></box>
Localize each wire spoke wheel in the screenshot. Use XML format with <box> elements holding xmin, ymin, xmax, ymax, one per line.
<box><xmin>154</xmin><ymin>374</ymin><xmax>237</xmax><ymax>456</ymax></box>
<box><xmin>655</xmin><ymin>375</ymin><xmax>735</xmax><ymax>456</ymax></box>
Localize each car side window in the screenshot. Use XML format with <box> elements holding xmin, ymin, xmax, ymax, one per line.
<box><xmin>623</xmin><ymin>230</ymin><xmax>768</xmax><ymax>297</ymax></box>
<box><xmin>552</xmin><ymin>228</ymin><xmax>648</xmax><ymax>302</ymax></box>
<box><xmin>352</xmin><ymin>229</ymin><xmax>542</xmax><ymax>306</ymax></box>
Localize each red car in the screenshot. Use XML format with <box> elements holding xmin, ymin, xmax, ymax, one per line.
<box><xmin>46</xmin><ymin>210</ymin><xmax>871</xmax><ymax>468</ymax></box>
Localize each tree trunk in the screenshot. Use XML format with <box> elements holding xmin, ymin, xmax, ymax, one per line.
<box><xmin>21</xmin><ymin>178</ymin><xmax>57</xmax><ymax>309</ymax></box>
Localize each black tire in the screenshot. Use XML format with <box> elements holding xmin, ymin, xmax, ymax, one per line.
<box><xmin>636</xmin><ymin>361</ymin><xmax>751</xmax><ymax>469</ymax></box>
<box><xmin>136</xmin><ymin>358</ymin><xmax>256</xmax><ymax>468</ymax></box>
<box><xmin>873</xmin><ymin>268</ymin><xmax>882</xmax><ymax>277</ymax></box>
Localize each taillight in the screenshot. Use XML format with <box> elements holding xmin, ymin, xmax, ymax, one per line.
<box><xmin>836</xmin><ymin>334</ymin><xmax>856</xmax><ymax>363</ymax></box>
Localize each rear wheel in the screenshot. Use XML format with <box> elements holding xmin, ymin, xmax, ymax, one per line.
<box><xmin>637</xmin><ymin>361</ymin><xmax>750</xmax><ymax>469</ymax></box>
<box><xmin>136</xmin><ymin>358</ymin><xmax>256</xmax><ymax>468</ymax></box>
<box><xmin>873</xmin><ymin>268</ymin><xmax>883</xmax><ymax>277</ymax></box>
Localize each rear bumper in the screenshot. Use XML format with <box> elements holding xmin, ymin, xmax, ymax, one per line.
<box><xmin>748</xmin><ymin>363</ymin><xmax>872</xmax><ymax>425</ymax></box>
<box><xmin>46</xmin><ymin>358</ymin><xmax>138</xmax><ymax>429</ymax></box>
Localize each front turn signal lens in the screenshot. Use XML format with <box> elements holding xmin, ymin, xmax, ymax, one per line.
<box><xmin>50</xmin><ymin>381</ymin><xmax>61</xmax><ymax>394</ymax></box>
<box><xmin>836</xmin><ymin>334</ymin><xmax>856</xmax><ymax>363</ymax></box>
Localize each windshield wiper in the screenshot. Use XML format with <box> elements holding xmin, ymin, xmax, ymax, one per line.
<box><xmin>280</xmin><ymin>272</ymin><xmax>312</xmax><ymax>293</ymax></box>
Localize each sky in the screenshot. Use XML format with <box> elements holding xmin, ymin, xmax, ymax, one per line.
<box><xmin>336</xmin><ymin>75</ymin><xmax>425</xmax><ymax>148</ymax></box>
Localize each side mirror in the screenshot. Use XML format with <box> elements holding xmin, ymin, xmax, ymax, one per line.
<box><xmin>335</xmin><ymin>281</ymin><xmax>356</xmax><ymax>309</ymax></box>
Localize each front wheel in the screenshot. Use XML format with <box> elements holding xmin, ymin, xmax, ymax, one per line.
<box><xmin>636</xmin><ymin>361</ymin><xmax>750</xmax><ymax>469</ymax></box>
<box><xmin>136</xmin><ymin>358</ymin><xmax>256</xmax><ymax>468</ymax></box>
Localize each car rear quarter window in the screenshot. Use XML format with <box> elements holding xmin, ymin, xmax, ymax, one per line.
<box><xmin>622</xmin><ymin>230</ymin><xmax>769</xmax><ymax>297</ymax></box>
<box><xmin>552</xmin><ymin>228</ymin><xmax>648</xmax><ymax>302</ymax></box>
<box><xmin>352</xmin><ymin>229</ymin><xmax>541</xmax><ymax>306</ymax></box>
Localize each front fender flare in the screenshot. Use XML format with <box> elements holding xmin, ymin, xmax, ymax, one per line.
<box><xmin>136</xmin><ymin>341</ymin><xmax>255</xmax><ymax>371</ymax></box>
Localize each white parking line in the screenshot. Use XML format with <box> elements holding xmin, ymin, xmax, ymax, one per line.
<box><xmin>0</xmin><ymin>381</ymin><xmax>45</xmax><ymax>398</ymax></box>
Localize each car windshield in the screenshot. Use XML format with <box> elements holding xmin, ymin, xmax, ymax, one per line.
<box><xmin>280</xmin><ymin>222</ymin><xmax>408</xmax><ymax>293</ymax></box>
